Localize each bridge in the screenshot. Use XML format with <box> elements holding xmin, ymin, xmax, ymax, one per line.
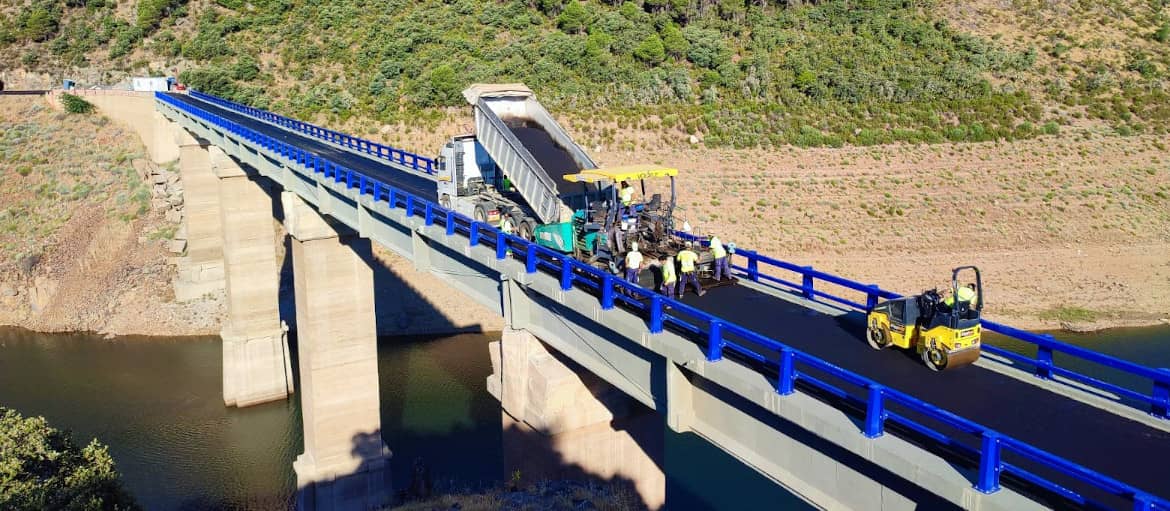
<box><xmin>72</xmin><ymin>88</ymin><xmax>1169</xmax><ymax>510</ymax></box>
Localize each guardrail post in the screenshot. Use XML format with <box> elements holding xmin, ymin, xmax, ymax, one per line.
<box><xmin>976</xmin><ymin>431</ymin><xmax>1002</xmax><ymax>493</ymax></box>
<box><xmin>1152</xmin><ymin>369</ymin><xmax>1170</xmax><ymax>419</ymax></box>
<box><xmin>747</xmin><ymin>254</ymin><xmax>759</xmax><ymax>282</ymax></box>
<box><xmin>526</xmin><ymin>247</ymin><xmax>538</xmax><ymax>274</ymax></box>
<box><xmin>1133</xmin><ymin>493</ymin><xmax>1155</xmax><ymax>511</ymax></box>
<box><xmin>865</xmin><ymin>285</ymin><xmax>879</xmax><ymax>308</ymax></box>
<box><xmin>405</xmin><ymin>196</ymin><xmax>414</xmax><ymax>217</ymax></box>
<box><xmin>445</xmin><ymin>211</ymin><xmax>456</xmax><ymax>236</ymax></box>
<box><xmin>1035</xmin><ymin>338</ymin><xmax>1054</xmax><ymax>380</ymax></box>
<box><xmin>777</xmin><ymin>348</ymin><xmax>795</xmax><ymax>395</ymax></box>
<box><xmin>801</xmin><ymin>267</ymin><xmax>815</xmax><ymax>299</ymax></box>
<box><xmin>560</xmin><ymin>258</ymin><xmax>573</xmax><ymax>291</ymax></box>
<box><xmin>387</xmin><ymin>189</ymin><xmax>397</xmax><ymax>208</ymax></box>
<box><xmin>496</xmin><ymin>232</ymin><xmax>507</xmax><ymax>260</ymax></box>
<box><xmin>469</xmin><ymin>222</ymin><xmax>480</xmax><ymax>246</ymax></box>
<box><xmin>601</xmin><ymin>275</ymin><xmax>615</xmax><ymax>310</ymax></box>
<box><xmin>864</xmin><ymin>384</ymin><xmax>885</xmax><ymax>438</ymax></box>
<box><xmin>649</xmin><ymin>295</ymin><xmax>664</xmax><ymax>333</ymax></box>
<box><xmin>424</xmin><ymin>203</ymin><xmax>434</xmax><ymax>226</ymax></box>
<box><xmin>706</xmin><ymin>320</ymin><xmax>723</xmax><ymax>361</ymax></box>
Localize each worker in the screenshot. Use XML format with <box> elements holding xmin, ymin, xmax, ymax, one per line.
<box><xmin>619</xmin><ymin>180</ymin><xmax>635</xmax><ymax>216</ymax></box>
<box><xmin>501</xmin><ymin>175</ymin><xmax>513</xmax><ymax>193</ymax></box>
<box><xmin>660</xmin><ymin>255</ymin><xmax>677</xmax><ymax>298</ymax></box>
<box><xmin>709</xmin><ymin>235</ymin><xmax>730</xmax><ymax>282</ymax></box>
<box><xmin>625</xmin><ymin>242</ymin><xmax>643</xmax><ymax>285</ymax></box>
<box><xmin>676</xmin><ymin>243</ymin><xmax>705</xmax><ymax>297</ymax></box>
<box><xmin>943</xmin><ymin>283</ymin><xmax>977</xmax><ymax>308</ymax></box>
<box><xmin>499</xmin><ymin>210</ymin><xmax>515</xmax><ymax>234</ymax></box>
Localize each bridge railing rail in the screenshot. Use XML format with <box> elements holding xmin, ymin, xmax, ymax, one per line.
<box><xmin>671</xmin><ymin>233</ymin><xmax>1170</xmax><ymax>421</ymax></box>
<box><xmin>185</xmin><ymin>90</ymin><xmax>436</xmax><ymax>176</ymax></box>
<box><xmin>156</xmin><ymin>91</ymin><xmax>1170</xmax><ymax>511</ymax></box>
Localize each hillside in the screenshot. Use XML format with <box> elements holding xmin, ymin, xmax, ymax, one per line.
<box><xmin>2</xmin><ymin>0</ymin><xmax>1167</xmax><ymax>149</ymax></box>
<box><xmin>0</xmin><ymin>94</ymin><xmax>224</xmax><ymax>335</ymax></box>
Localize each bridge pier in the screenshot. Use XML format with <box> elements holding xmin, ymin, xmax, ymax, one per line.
<box><xmin>173</xmin><ymin>130</ymin><xmax>226</xmax><ymax>301</ymax></box>
<box><xmin>284</xmin><ymin>192</ymin><xmax>392</xmax><ymax>511</ymax></box>
<box><xmin>489</xmin><ymin>328</ymin><xmax>665</xmax><ymax>509</ymax></box>
<box><xmin>213</xmin><ymin>148</ymin><xmax>293</xmax><ymax>407</ymax></box>
<box><xmin>150</xmin><ymin>111</ymin><xmax>180</xmax><ymax>164</ymax></box>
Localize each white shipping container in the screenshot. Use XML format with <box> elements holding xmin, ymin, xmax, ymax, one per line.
<box><xmin>132</xmin><ymin>77</ymin><xmax>170</xmax><ymax>91</ymax></box>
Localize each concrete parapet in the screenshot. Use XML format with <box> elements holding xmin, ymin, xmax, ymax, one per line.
<box><xmin>285</xmin><ymin>192</ymin><xmax>391</xmax><ymax>510</ymax></box>
<box><xmin>216</xmin><ymin>152</ymin><xmax>290</xmax><ymax>407</ymax></box>
<box><xmin>490</xmin><ymin>328</ymin><xmax>664</xmax><ymax>509</ymax></box>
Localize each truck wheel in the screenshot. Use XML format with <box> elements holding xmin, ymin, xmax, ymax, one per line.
<box><xmin>518</xmin><ymin>219</ymin><xmax>535</xmax><ymax>241</ymax></box>
<box><xmin>439</xmin><ymin>194</ymin><xmax>451</xmax><ymax>210</ymax></box>
<box><xmin>473</xmin><ymin>204</ymin><xmax>488</xmax><ymax>223</ymax></box>
<box><xmin>866</xmin><ymin>321</ymin><xmax>890</xmax><ymax>350</ymax></box>
<box><xmin>921</xmin><ymin>347</ymin><xmax>948</xmax><ymax>371</ymax></box>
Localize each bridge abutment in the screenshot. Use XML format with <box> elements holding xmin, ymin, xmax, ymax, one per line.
<box><xmin>213</xmin><ymin>148</ymin><xmax>293</xmax><ymax>407</ymax></box>
<box><xmin>284</xmin><ymin>192</ymin><xmax>392</xmax><ymax>511</ymax></box>
<box><xmin>174</xmin><ymin>130</ymin><xmax>226</xmax><ymax>301</ymax></box>
<box><xmin>489</xmin><ymin>328</ymin><xmax>665</xmax><ymax>509</ymax></box>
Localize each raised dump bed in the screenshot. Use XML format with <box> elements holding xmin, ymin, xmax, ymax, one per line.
<box><xmin>463</xmin><ymin>84</ymin><xmax>597</xmax><ymax>224</ymax></box>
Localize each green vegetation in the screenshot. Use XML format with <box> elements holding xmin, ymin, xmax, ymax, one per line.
<box><xmin>1037</xmin><ymin>306</ymin><xmax>1099</xmax><ymax>323</ymax></box>
<box><xmin>0</xmin><ymin>407</ymin><xmax>140</xmax><ymax>511</ymax></box>
<box><xmin>60</xmin><ymin>93</ymin><xmax>95</xmax><ymax>114</ymax></box>
<box><xmin>3</xmin><ymin>0</ymin><xmax>1169</xmax><ymax>148</ymax></box>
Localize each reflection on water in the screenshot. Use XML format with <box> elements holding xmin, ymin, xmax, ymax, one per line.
<box><xmin>7</xmin><ymin>325</ymin><xmax>1157</xmax><ymax>510</ymax></box>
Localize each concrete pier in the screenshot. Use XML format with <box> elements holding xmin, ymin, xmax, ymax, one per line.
<box><xmin>284</xmin><ymin>192</ymin><xmax>391</xmax><ymax>511</ymax></box>
<box><xmin>214</xmin><ymin>149</ymin><xmax>292</xmax><ymax>407</ymax></box>
<box><xmin>151</xmin><ymin>110</ymin><xmax>180</xmax><ymax>164</ymax></box>
<box><xmin>174</xmin><ymin>130</ymin><xmax>226</xmax><ymax>301</ymax></box>
<box><xmin>489</xmin><ymin>328</ymin><xmax>665</xmax><ymax>509</ymax></box>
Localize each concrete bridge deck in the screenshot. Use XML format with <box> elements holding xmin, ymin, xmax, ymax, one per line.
<box><xmin>155</xmin><ymin>91</ymin><xmax>1170</xmax><ymax>510</ymax></box>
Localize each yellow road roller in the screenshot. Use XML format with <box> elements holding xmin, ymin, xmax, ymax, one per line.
<box><xmin>865</xmin><ymin>266</ymin><xmax>983</xmax><ymax>371</ymax></box>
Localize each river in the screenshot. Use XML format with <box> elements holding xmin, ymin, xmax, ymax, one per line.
<box><xmin>1</xmin><ymin>326</ymin><xmax>1166</xmax><ymax>509</ymax></box>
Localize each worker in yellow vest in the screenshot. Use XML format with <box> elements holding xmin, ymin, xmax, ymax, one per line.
<box><xmin>660</xmin><ymin>255</ymin><xmax>677</xmax><ymax>297</ymax></box>
<box><xmin>709</xmin><ymin>235</ymin><xmax>730</xmax><ymax>282</ymax></box>
<box><xmin>499</xmin><ymin>212</ymin><xmax>515</xmax><ymax>235</ymax></box>
<box><xmin>675</xmin><ymin>243</ymin><xmax>705</xmax><ymax>297</ymax></box>
<box><xmin>619</xmin><ymin>180</ymin><xmax>635</xmax><ymax>216</ymax></box>
<box><xmin>943</xmin><ymin>283</ymin><xmax>978</xmax><ymax>308</ymax></box>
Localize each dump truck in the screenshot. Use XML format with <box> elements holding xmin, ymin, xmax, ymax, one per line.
<box><xmin>435</xmin><ymin>84</ymin><xmax>596</xmax><ymax>241</ymax></box>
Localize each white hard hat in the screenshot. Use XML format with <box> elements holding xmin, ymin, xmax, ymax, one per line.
<box><xmin>630</xmin><ymin>242</ymin><xmax>638</xmax><ymax>251</ymax></box>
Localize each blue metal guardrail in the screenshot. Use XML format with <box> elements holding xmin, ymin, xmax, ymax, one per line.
<box><xmin>185</xmin><ymin>90</ymin><xmax>436</xmax><ymax>175</ymax></box>
<box><xmin>667</xmin><ymin>235</ymin><xmax>1170</xmax><ymax>423</ymax></box>
<box><xmin>158</xmin><ymin>91</ymin><xmax>1168</xmax><ymax>511</ymax></box>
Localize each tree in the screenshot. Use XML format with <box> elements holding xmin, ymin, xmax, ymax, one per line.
<box><xmin>426</xmin><ymin>64</ymin><xmax>462</xmax><ymax>106</ymax></box>
<box><xmin>557</xmin><ymin>1</ymin><xmax>588</xmax><ymax>33</ymax></box>
<box><xmin>0</xmin><ymin>408</ymin><xmax>139</xmax><ymax>511</ymax></box>
<box><xmin>661</xmin><ymin>23</ymin><xmax>687</xmax><ymax>58</ymax></box>
<box><xmin>21</xmin><ymin>3</ymin><xmax>61</xmax><ymax>42</ymax></box>
<box><xmin>634</xmin><ymin>34</ymin><xmax>665</xmax><ymax>64</ymax></box>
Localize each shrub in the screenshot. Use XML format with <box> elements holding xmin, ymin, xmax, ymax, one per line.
<box><xmin>61</xmin><ymin>94</ymin><xmax>95</xmax><ymax>114</ymax></box>
<box><xmin>557</xmin><ymin>1</ymin><xmax>588</xmax><ymax>33</ymax></box>
<box><xmin>634</xmin><ymin>34</ymin><xmax>665</xmax><ymax>64</ymax></box>
<box><xmin>0</xmin><ymin>407</ymin><xmax>140</xmax><ymax>510</ymax></box>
